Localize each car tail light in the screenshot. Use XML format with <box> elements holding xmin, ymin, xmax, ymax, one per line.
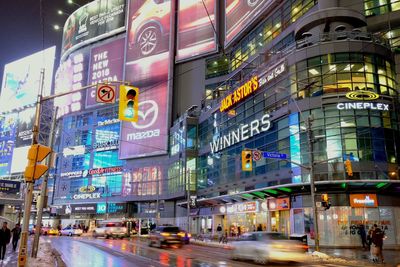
<box><xmin>161</xmin><ymin>232</ymin><xmax>170</xmax><ymax>237</ymax></box>
<box><xmin>187</xmin><ymin>233</ymin><xmax>191</xmax><ymax>238</ymax></box>
<box><xmin>178</xmin><ymin>232</ymin><xmax>185</xmax><ymax>237</ymax></box>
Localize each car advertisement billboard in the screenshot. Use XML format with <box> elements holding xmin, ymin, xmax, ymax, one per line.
<box><xmin>121</xmin><ymin>0</ymin><xmax>174</xmax><ymax>158</ymax></box>
<box><xmin>0</xmin><ymin>114</ymin><xmax>17</xmax><ymax>177</ymax></box>
<box><xmin>176</xmin><ymin>0</ymin><xmax>217</xmax><ymax>61</ymax></box>
<box><xmin>86</xmin><ymin>37</ymin><xmax>125</xmax><ymax>108</ymax></box>
<box><xmin>225</xmin><ymin>0</ymin><xmax>275</xmax><ymax>47</ymax></box>
<box><xmin>54</xmin><ymin>49</ymin><xmax>89</xmax><ymax>118</ymax></box>
<box><xmin>0</xmin><ymin>46</ymin><xmax>56</xmax><ymax>113</ymax></box>
<box><xmin>61</xmin><ymin>0</ymin><xmax>126</xmax><ymax>57</ymax></box>
<box><xmin>16</xmin><ymin>106</ymin><xmax>35</xmax><ymax>147</ymax></box>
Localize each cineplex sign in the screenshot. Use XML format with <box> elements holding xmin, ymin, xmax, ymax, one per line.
<box><xmin>337</xmin><ymin>91</ymin><xmax>390</xmax><ymax>111</ymax></box>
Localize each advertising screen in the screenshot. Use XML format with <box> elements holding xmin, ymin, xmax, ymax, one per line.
<box><xmin>0</xmin><ymin>180</ymin><xmax>20</xmax><ymax>194</ymax></box>
<box><xmin>176</xmin><ymin>0</ymin><xmax>217</xmax><ymax>61</ymax></box>
<box><xmin>0</xmin><ymin>46</ymin><xmax>56</xmax><ymax>113</ymax></box>
<box><xmin>225</xmin><ymin>0</ymin><xmax>275</xmax><ymax>47</ymax></box>
<box><xmin>121</xmin><ymin>0</ymin><xmax>174</xmax><ymax>158</ymax></box>
<box><xmin>16</xmin><ymin>106</ymin><xmax>35</xmax><ymax>147</ymax></box>
<box><xmin>0</xmin><ymin>114</ymin><xmax>17</xmax><ymax>177</ymax></box>
<box><xmin>54</xmin><ymin>49</ymin><xmax>89</xmax><ymax>118</ymax></box>
<box><xmin>86</xmin><ymin>37</ymin><xmax>125</xmax><ymax>108</ymax></box>
<box><xmin>61</xmin><ymin>0</ymin><xmax>125</xmax><ymax>57</ymax></box>
<box><xmin>122</xmin><ymin>166</ymin><xmax>162</xmax><ymax>196</ymax></box>
<box><xmin>10</xmin><ymin>146</ymin><xmax>29</xmax><ymax>173</ymax></box>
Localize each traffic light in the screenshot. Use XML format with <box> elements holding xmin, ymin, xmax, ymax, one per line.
<box><xmin>321</xmin><ymin>193</ymin><xmax>331</xmax><ymax>210</ymax></box>
<box><xmin>119</xmin><ymin>85</ymin><xmax>139</xmax><ymax>122</ymax></box>
<box><xmin>344</xmin><ymin>159</ymin><xmax>353</xmax><ymax>176</ymax></box>
<box><xmin>24</xmin><ymin>144</ymin><xmax>52</xmax><ymax>182</ymax></box>
<box><xmin>242</xmin><ymin>150</ymin><xmax>252</xmax><ymax>171</ymax></box>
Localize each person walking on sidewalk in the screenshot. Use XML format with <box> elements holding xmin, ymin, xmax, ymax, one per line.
<box><xmin>216</xmin><ymin>224</ymin><xmax>223</xmax><ymax>243</ymax></box>
<box><xmin>358</xmin><ymin>224</ymin><xmax>368</xmax><ymax>249</ymax></box>
<box><xmin>371</xmin><ymin>224</ymin><xmax>385</xmax><ymax>263</ymax></box>
<box><xmin>0</xmin><ymin>222</ymin><xmax>11</xmax><ymax>260</ymax></box>
<box><xmin>11</xmin><ymin>223</ymin><xmax>21</xmax><ymax>252</ymax></box>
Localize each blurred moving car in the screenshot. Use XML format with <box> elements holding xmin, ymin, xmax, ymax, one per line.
<box><xmin>178</xmin><ymin>230</ymin><xmax>191</xmax><ymax>244</ymax></box>
<box><xmin>93</xmin><ymin>220</ymin><xmax>128</xmax><ymax>239</ymax></box>
<box><xmin>60</xmin><ymin>226</ymin><xmax>83</xmax><ymax>236</ymax></box>
<box><xmin>47</xmin><ymin>228</ymin><xmax>59</xmax><ymax>236</ymax></box>
<box><xmin>230</xmin><ymin>232</ymin><xmax>308</xmax><ymax>264</ymax></box>
<box><xmin>148</xmin><ymin>226</ymin><xmax>183</xmax><ymax>248</ymax></box>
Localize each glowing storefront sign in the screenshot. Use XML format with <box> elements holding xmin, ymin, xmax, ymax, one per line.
<box><xmin>220</xmin><ymin>76</ymin><xmax>259</xmax><ymax>112</ymax></box>
<box><xmin>88</xmin><ymin>166</ymin><xmax>123</xmax><ymax>175</ymax></box>
<box><xmin>337</xmin><ymin>102</ymin><xmax>389</xmax><ymax>111</ymax></box>
<box><xmin>226</xmin><ymin>201</ymin><xmax>259</xmax><ymax>214</ymax></box>
<box><xmin>350</xmin><ymin>194</ymin><xmax>378</xmax><ymax>208</ymax></box>
<box><xmin>345</xmin><ymin>90</ymin><xmax>379</xmax><ymax>100</ymax></box>
<box><xmin>72</xmin><ymin>192</ymin><xmax>101</xmax><ymax>199</ymax></box>
<box><xmin>210</xmin><ymin>114</ymin><xmax>271</xmax><ymax>153</ymax></box>
<box><xmin>78</xmin><ymin>185</ymin><xmax>96</xmax><ymax>193</ymax></box>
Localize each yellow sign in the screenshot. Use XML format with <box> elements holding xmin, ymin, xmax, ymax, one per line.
<box><xmin>220</xmin><ymin>76</ymin><xmax>259</xmax><ymax>112</ymax></box>
<box><xmin>345</xmin><ymin>90</ymin><xmax>379</xmax><ymax>101</ymax></box>
<box><xmin>79</xmin><ymin>185</ymin><xmax>96</xmax><ymax>193</ymax></box>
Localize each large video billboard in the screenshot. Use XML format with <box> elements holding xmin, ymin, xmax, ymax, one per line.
<box><xmin>176</xmin><ymin>0</ymin><xmax>217</xmax><ymax>61</ymax></box>
<box><xmin>86</xmin><ymin>37</ymin><xmax>125</xmax><ymax>108</ymax></box>
<box><xmin>16</xmin><ymin>106</ymin><xmax>35</xmax><ymax>147</ymax></box>
<box><xmin>0</xmin><ymin>46</ymin><xmax>56</xmax><ymax>113</ymax></box>
<box><xmin>225</xmin><ymin>0</ymin><xmax>275</xmax><ymax>47</ymax></box>
<box><xmin>0</xmin><ymin>114</ymin><xmax>17</xmax><ymax>177</ymax></box>
<box><xmin>54</xmin><ymin>49</ymin><xmax>89</xmax><ymax>118</ymax></box>
<box><xmin>121</xmin><ymin>0</ymin><xmax>174</xmax><ymax>158</ymax></box>
<box><xmin>62</xmin><ymin>0</ymin><xmax>125</xmax><ymax>57</ymax></box>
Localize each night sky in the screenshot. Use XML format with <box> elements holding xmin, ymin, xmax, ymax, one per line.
<box><xmin>0</xmin><ymin>0</ymin><xmax>90</xmax><ymax>86</ymax></box>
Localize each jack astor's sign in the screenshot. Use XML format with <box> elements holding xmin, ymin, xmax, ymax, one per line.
<box><xmin>220</xmin><ymin>76</ymin><xmax>259</xmax><ymax>112</ymax></box>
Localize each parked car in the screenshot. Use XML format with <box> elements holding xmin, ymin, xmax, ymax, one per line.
<box><xmin>230</xmin><ymin>232</ymin><xmax>308</xmax><ymax>264</ymax></box>
<box><xmin>93</xmin><ymin>220</ymin><xmax>128</xmax><ymax>239</ymax></box>
<box><xmin>148</xmin><ymin>226</ymin><xmax>183</xmax><ymax>248</ymax></box>
<box><xmin>60</xmin><ymin>226</ymin><xmax>83</xmax><ymax>236</ymax></box>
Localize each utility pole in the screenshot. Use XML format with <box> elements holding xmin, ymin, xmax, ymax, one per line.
<box><xmin>31</xmin><ymin>107</ymin><xmax>58</xmax><ymax>258</ymax></box>
<box><xmin>306</xmin><ymin>115</ymin><xmax>320</xmax><ymax>251</ymax></box>
<box><xmin>156</xmin><ymin>168</ymin><xmax>160</xmax><ymax>225</ymax></box>
<box><xmin>18</xmin><ymin>69</ymin><xmax>45</xmax><ymax>267</ymax></box>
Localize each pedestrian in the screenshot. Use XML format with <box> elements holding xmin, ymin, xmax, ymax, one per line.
<box><xmin>358</xmin><ymin>224</ymin><xmax>367</xmax><ymax>249</ymax></box>
<box><xmin>216</xmin><ymin>224</ymin><xmax>222</xmax><ymax>243</ymax></box>
<box><xmin>237</xmin><ymin>226</ymin><xmax>241</xmax><ymax>237</ymax></box>
<box><xmin>0</xmin><ymin>222</ymin><xmax>11</xmax><ymax>260</ymax></box>
<box><xmin>257</xmin><ymin>224</ymin><xmax>263</xmax><ymax>232</ymax></box>
<box><xmin>371</xmin><ymin>224</ymin><xmax>385</xmax><ymax>263</ymax></box>
<box><xmin>11</xmin><ymin>223</ymin><xmax>21</xmax><ymax>252</ymax></box>
<box><xmin>367</xmin><ymin>225</ymin><xmax>374</xmax><ymax>250</ymax></box>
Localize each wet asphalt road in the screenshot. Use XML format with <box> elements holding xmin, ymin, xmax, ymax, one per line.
<box><xmin>44</xmin><ymin>236</ymin><xmax>373</xmax><ymax>267</ymax></box>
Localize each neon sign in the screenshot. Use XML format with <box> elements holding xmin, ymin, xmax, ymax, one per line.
<box><xmin>220</xmin><ymin>76</ymin><xmax>259</xmax><ymax>112</ymax></box>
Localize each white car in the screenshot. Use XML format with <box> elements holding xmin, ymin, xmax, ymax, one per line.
<box><xmin>60</xmin><ymin>226</ymin><xmax>83</xmax><ymax>236</ymax></box>
<box><xmin>231</xmin><ymin>232</ymin><xmax>308</xmax><ymax>264</ymax></box>
<box><xmin>93</xmin><ymin>221</ymin><xmax>127</xmax><ymax>239</ymax></box>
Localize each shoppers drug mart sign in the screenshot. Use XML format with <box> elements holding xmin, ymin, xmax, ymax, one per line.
<box><xmin>350</xmin><ymin>194</ymin><xmax>378</xmax><ymax>208</ymax></box>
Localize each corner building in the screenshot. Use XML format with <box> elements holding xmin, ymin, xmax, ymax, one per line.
<box><xmin>51</xmin><ymin>0</ymin><xmax>400</xmax><ymax>247</ymax></box>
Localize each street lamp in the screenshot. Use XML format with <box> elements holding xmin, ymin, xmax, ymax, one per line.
<box><xmin>53</xmin><ymin>25</ymin><xmax>60</xmax><ymax>31</ymax></box>
<box><xmin>57</xmin><ymin>10</ymin><xmax>71</xmax><ymax>16</ymax></box>
<box><xmin>67</xmin><ymin>0</ymin><xmax>81</xmax><ymax>8</ymax></box>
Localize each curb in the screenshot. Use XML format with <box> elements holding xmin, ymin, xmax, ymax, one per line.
<box><xmin>52</xmin><ymin>248</ymin><xmax>67</xmax><ymax>267</ymax></box>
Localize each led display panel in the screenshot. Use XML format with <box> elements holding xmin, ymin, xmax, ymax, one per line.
<box><xmin>121</xmin><ymin>0</ymin><xmax>174</xmax><ymax>158</ymax></box>
<box><xmin>225</xmin><ymin>0</ymin><xmax>275</xmax><ymax>47</ymax></box>
<box><xmin>15</xmin><ymin>106</ymin><xmax>35</xmax><ymax>147</ymax></box>
<box><xmin>0</xmin><ymin>46</ymin><xmax>56</xmax><ymax>113</ymax></box>
<box><xmin>86</xmin><ymin>37</ymin><xmax>125</xmax><ymax>108</ymax></box>
<box><xmin>176</xmin><ymin>0</ymin><xmax>217</xmax><ymax>61</ymax></box>
<box><xmin>61</xmin><ymin>0</ymin><xmax>125</xmax><ymax>57</ymax></box>
<box><xmin>0</xmin><ymin>114</ymin><xmax>17</xmax><ymax>177</ymax></box>
<box><xmin>54</xmin><ymin>49</ymin><xmax>89</xmax><ymax>118</ymax></box>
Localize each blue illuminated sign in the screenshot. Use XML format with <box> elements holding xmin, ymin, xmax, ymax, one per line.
<box><xmin>96</xmin><ymin>203</ymin><xmax>107</xmax><ymax>214</ymax></box>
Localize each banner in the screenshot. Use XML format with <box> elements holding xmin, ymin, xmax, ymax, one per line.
<box><xmin>86</xmin><ymin>38</ymin><xmax>125</xmax><ymax>108</ymax></box>
<box><xmin>0</xmin><ymin>180</ymin><xmax>20</xmax><ymax>194</ymax></box>
<box><xmin>0</xmin><ymin>46</ymin><xmax>55</xmax><ymax>112</ymax></box>
<box><xmin>0</xmin><ymin>114</ymin><xmax>17</xmax><ymax>177</ymax></box>
<box><xmin>62</xmin><ymin>0</ymin><xmax>125</xmax><ymax>57</ymax></box>
<box><xmin>176</xmin><ymin>0</ymin><xmax>217</xmax><ymax>61</ymax></box>
<box><xmin>225</xmin><ymin>0</ymin><xmax>275</xmax><ymax>46</ymax></box>
<box><xmin>121</xmin><ymin>0</ymin><xmax>174</xmax><ymax>158</ymax></box>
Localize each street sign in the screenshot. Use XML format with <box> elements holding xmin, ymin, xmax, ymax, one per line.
<box><xmin>262</xmin><ymin>152</ymin><xmax>287</xmax><ymax>159</ymax></box>
<box><xmin>316</xmin><ymin>201</ymin><xmax>322</xmax><ymax>208</ymax></box>
<box><xmin>252</xmin><ymin>150</ymin><xmax>262</xmax><ymax>161</ymax></box>
<box><xmin>96</xmin><ymin>84</ymin><xmax>116</xmax><ymax>104</ymax></box>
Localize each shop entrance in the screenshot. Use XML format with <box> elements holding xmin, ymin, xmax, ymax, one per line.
<box><xmin>227</xmin><ymin>212</ymin><xmax>268</xmax><ymax>236</ymax></box>
<box><xmin>270</xmin><ymin>210</ymin><xmax>290</xmax><ymax>235</ymax></box>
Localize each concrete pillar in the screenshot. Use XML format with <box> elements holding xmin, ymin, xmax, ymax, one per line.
<box><xmin>319</xmin><ymin>0</ymin><xmax>338</xmax><ymax>9</ymax></box>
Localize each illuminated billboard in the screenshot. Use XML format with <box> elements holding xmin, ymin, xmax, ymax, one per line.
<box><xmin>86</xmin><ymin>37</ymin><xmax>125</xmax><ymax>108</ymax></box>
<box><xmin>122</xmin><ymin>166</ymin><xmax>162</xmax><ymax>196</ymax></box>
<box><xmin>16</xmin><ymin>106</ymin><xmax>35</xmax><ymax>147</ymax></box>
<box><xmin>62</xmin><ymin>0</ymin><xmax>126</xmax><ymax>57</ymax></box>
<box><xmin>0</xmin><ymin>46</ymin><xmax>56</xmax><ymax>113</ymax></box>
<box><xmin>225</xmin><ymin>0</ymin><xmax>275</xmax><ymax>47</ymax></box>
<box><xmin>10</xmin><ymin>146</ymin><xmax>29</xmax><ymax>173</ymax></box>
<box><xmin>121</xmin><ymin>0</ymin><xmax>174</xmax><ymax>158</ymax></box>
<box><xmin>0</xmin><ymin>114</ymin><xmax>17</xmax><ymax>177</ymax></box>
<box><xmin>176</xmin><ymin>0</ymin><xmax>217</xmax><ymax>61</ymax></box>
<box><xmin>54</xmin><ymin>49</ymin><xmax>89</xmax><ymax>118</ymax></box>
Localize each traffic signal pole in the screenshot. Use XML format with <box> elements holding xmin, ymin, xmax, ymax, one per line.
<box><xmin>18</xmin><ymin>69</ymin><xmax>45</xmax><ymax>267</ymax></box>
<box><xmin>31</xmin><ymin>107</ymin><xmax>58</xmax><ymax>258</ymax></box>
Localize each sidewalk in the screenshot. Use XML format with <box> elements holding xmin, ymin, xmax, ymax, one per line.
<box><xmin>320</xmin><ymin>248</ymin><xmax>400</xmax><ymax>266</ymax></box>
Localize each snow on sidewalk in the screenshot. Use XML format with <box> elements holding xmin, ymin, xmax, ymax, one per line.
<box><xmin>27</xmin><ymin>239</ymin><xmax>65</xmax><ymax>267</ymax></box>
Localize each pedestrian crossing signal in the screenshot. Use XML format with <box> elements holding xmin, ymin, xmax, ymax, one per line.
<box><xmin>242</xmin><ymin>150</ymin><xmax>252</xmax><ymax>171</ymax></box>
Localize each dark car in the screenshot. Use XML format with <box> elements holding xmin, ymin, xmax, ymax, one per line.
<box><xmin>148</xmin><ymin>226</ymin><xmax>183</xmax><ymax>248</ymax></box>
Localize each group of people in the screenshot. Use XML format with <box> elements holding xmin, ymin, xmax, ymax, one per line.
<box><xmin>0</xmin><ymin>222</ymin><xmax>21</xmax><ymax>260</ymax></box>
<box><xmin>359</xmin><ymin>224</ymin><xmax>386</xmax><ymax>263</ymax></box>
